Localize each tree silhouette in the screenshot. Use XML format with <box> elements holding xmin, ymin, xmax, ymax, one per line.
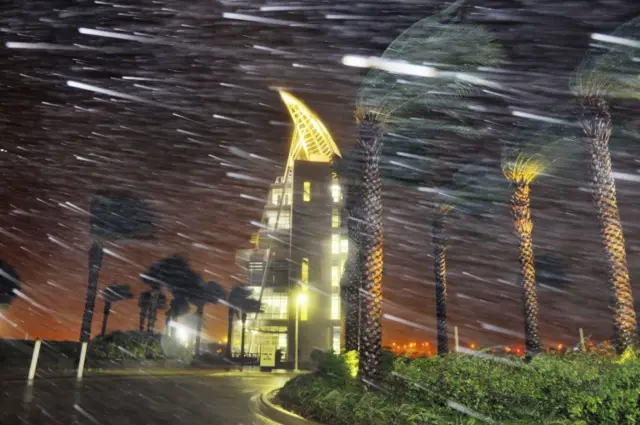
<box><xmin>0</xmin><ymin>259</ymin><xmax>20</xmax><ymax>306</ymax></box>
<box><xmin>165</xmin><ymin>295</ymin><xmax>190</xmax><ymax>337</ymax></box>
<box><xmin>81</xmin><ymin>190</ymin><xmax>155</xmax><ymax>342</ymax></box>
<box><xmin>138</xmin><ymin>290</ymin><xmax>166</xmax><ymax>333</ymax></box>
<box><xmin>141</xmin><ymin>254</ymin><xmax>199</xmax><ymax>334</ymax></box>
<box><xmin>191</xmin><ymin>280</ymin><xmax>226</xmax><ymax>355</ymax></box>
<box><xmin>225</xmin><ymin>285</ymin><xmax>261</xmax><ymax>361</ymax></box>
<box><xmin>100</xmin><ymin>284</ymin><xmax>133</xmax><ymax>337</ymax></box>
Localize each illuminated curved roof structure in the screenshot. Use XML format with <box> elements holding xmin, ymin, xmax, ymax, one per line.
<box><xmin>279</xmin><ymin>90</ymin><xmax>341</xmax><ymax>178</ymax></box>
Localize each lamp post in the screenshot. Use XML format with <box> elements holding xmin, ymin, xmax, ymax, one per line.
<box><xmin>294</xmin><ymin>293</ymin><xmax>306</xmax><ymax>372</ymax></box>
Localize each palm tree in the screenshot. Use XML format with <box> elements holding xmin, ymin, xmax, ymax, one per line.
<box><xmin>239</xmin><ymin>297</ymin><xmax>261</xmax><ymax>366</ymax></box>
<box><xmin>141</xmin><ymin>254</ymin><xmax>199</xmax><ymax>335</ymax></box>
<box><xmin>165</xmin><ymin>295</ymin><xmax>190</xmax><ymax>338</ymax></box>
<box><xmin>353</xmin><ymin>4</ymin><xmax>503</xmax><ymax>381</ymax></box>
<box><xmin>192</xmin><ymin>280</ymin><xmax>226</xmax><ymax>356</ymax></box>
<box><xmin>571</xmin><ymin>18</ymin><xmax>640</xmax><ymax>353</ymax></box>
<box><xmin>502</xmin><ymin>154</ymin><xmax>546</xmax><ymax>356</ymax></box>
<box><xmin>0</xmin><ymin>259</ymin><xmax>20</xmax><ymax>307</ymax></box>
<box><xmin>100</xmin><ymin>284</ymin><xmax>133</xmax><ymax>336</ymax></box>
<box><xmin>139</xmin><ymin>290</ymin><xmax>166</xmax><ymax>333</ymax></box>
<box><xmin>432</xmin><ymin>203</ymin><xmax>452</xmax><ymax>355</ymax></box>
<box><xmin>225</xmin><ymin>285</ymin><xmax>251</xmax><ymax>358</ymax></box>
<box><xmin>354</xmin><ymin>113</ymin><xmax>384</xmax><ymax>383</ymax></box>
<box><xmin>138</xmin><ymin>291</ymin><xmax>151</xmax><ymax>332</ymax></box>
<box><xmin>81</xmin><ymin>190</ymin><xmax>155</xmax><ymax>341</ymax></box>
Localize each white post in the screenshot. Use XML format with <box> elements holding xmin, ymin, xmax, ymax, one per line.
<box><xmin>294</xmin><ymin>302</ymin><xmax>300</xmax><ymax>372</ymax></box>
<box><xmin>454</xmin><ymin>326</ymin><xmax>460</xmax><ymax>352</ymax></box>
<box><xmin>27</xmin><ymin>339</ymin><xmax>42</xmax><ymax>384</ymax></box>
<box><xmin>77</xmin><ymin>341</ymin><xmax>88</xmax><ymax>380</ymax></box>
<box><xmin>579</xmin><ymin>328</ymin><xmax>585</xmax><ymax>351</ymax></box>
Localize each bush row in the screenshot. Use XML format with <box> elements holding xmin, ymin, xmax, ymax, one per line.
<box><xmin>279</xmin><ymin>350</ymin><xmax>640</xmax><ymax>425</ymax></box>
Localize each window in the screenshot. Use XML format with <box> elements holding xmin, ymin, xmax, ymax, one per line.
<box><xmin>341</xmin><ymin>238</ymin><xmax>348</xmax><ymax>254</ymax></box>
<box><xmin>331</xmin><ymin>207</ymin><xmax>341</xmax><ymax>228</ymax></box>
<box><xmin>301</xmin><ymin>258</ymin><xmax>309</xmax><ymax>283</ymax></box>
<box><xmin>256</xmin><ymin>289</ymin><xmax>288</xmax><ymax>319</ymax></box>
<box><xmin>331</xmin><ymin>265</ymin><xmax>340</xmax><ymax>287</ymax></box>
<box><xmin>271</xmin><ymin>189</ymin><xmax>282</xmax><ymax>205</ymax></box>
<box><xmin>330</xmin><ymin>184</ymin><xmax>341</xmax><ymax>203</ymax></box>
<box><xmin>331</xmin><ymin>234</ymin><xmax>340</xmax><ymax>254</ymax></box>
<box><xmin>264</xmin><ymin>210</ymin><xmax>290</xmax><ymax>230</ymax></box>
<box><xmin>303</xmin><ymin>181</ymin><xmax>311</xmax><ymax>202</ymax></box>
<box><xmin>333</xmin><ymin>326</ymin><xmax>341</xmax><ymax>354</ymax></box>
<box><xmin>331</xmin><ymin>294</ymin><xmax>340</xmax><ymax>320</ymax></box>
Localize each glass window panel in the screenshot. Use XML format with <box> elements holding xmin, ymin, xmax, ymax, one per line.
<box><xmin>303</xmin><ymin>181</ymin><xmax>311</xmax><ymax>202</ymax></box>
<box><xmin>332</xmin><ymin>234</ymin><xmax>340</xmax><ymax>254</ymax></box>
<box><xmin>341</xmin><ymin>238</ymin><xmax>348</xmax><ymax>253</ymax></box>
<box><xmin>333</xmin><ymin>326</ymin><xmax>341</xmax><ymax>354</ymax></box>
<box><xmin>332</xmin><ymin>207</ymin><xmax>341</xmax><ymax>228</ymax></box>
<box><xmin>331</xmin><ymin>266</ymin><xmax>340</xmax><ymax>287</ymax></box>
<box><xmin>331</xmin><ymin>293</ymin><xmax>340</xmax><ymax>320</ymax></box>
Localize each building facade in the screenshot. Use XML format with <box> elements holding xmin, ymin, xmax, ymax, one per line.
<box><xmin>234</xmin><ymin>91</ymin><xmax>346</xmax><ymax>366</ymax></box>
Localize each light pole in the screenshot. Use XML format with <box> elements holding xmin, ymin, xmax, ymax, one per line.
<box><xmin>294</xmin><ymin>293</ymin><xmax>306</xmax><ymax>372</ymax></box>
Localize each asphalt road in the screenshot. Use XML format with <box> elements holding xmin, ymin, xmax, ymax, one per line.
<box><xmin>0</xmin><ymin>372</ymin><xmax>292</xmax><ymax>425</ymax></box>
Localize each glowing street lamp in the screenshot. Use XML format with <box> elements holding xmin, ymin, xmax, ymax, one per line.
<box><xmin>294</xmin><ymin>292</ymin><xmax>307</xmax><ymax>372</ymax></box>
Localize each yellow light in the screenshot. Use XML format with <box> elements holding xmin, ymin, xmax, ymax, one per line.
<box><xmin>297</xmin><ymin>293</ymin><xmax>307</xmax><ymax>305</ymax></box>
<box><xmin>470</xmin><ymin>344</ymin><xmax>476</xmax><ymax>349</ymax></box>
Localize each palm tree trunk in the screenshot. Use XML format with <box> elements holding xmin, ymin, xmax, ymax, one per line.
<box><xmin>240</xmin><ymin>312</ymin><xmax>247</xmax><ymax>367</ymax></box>
<box><xmin>195</xmin><ymin>303</ymin><xmax>204</xmax><ymax>356</ymax></box>
<box><xmin>226</xmin><ymin>308</ymin><xmax>234</xmax><ymax>358</ymax></box>
<box><xmin>80</xmin><ymin>240</ymin><xmax>104</xmax><ymax>342</ymax></box>
<box><xmin>146</xmin><ymin>289</ymin><xmax>160</xmax><ymax>334</ymax></box>
<box><xmin>356</xmin><ymin>115</ymin><xmax>384</xmax><ymax>385</ymax></box>
<box><xmin>579</xmin><ymin>96</ymin><xmax>637</xmax><ymax>354</ymax></box>
<box><xmin>510</xmin><ymin>182</ymin><xmax>541</xmax><ymax>356</ymax></box>
<box><xmin>342</xmin><ymin>244</ymin><xmax>362</xmax><ymax>353</ymax></box>
<box><xmin>433</xmin><ymin>206</ymin><xmax>449</xmax><ymax>355</ymax></box>
<box><xmin>101</xmin><ymin>301</ymin><xmax>112</xmax><ymax>337</ymax></box>
<box><xmin>139</xmin><ymin>308</ymin><xmax>147</xmax><ymax>332</ymax></box>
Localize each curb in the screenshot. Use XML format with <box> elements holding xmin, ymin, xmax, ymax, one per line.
<box><xmin>258</xmin><ymin>390</ymin><xmax>324</xmax><ymax>425</ymax></box>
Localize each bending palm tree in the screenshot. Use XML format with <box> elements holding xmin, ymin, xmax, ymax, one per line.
<box><xmin>192</xmin><ymin>280</ymin><xmax>226</xmax><ymax>355</ymax></box>
<box><xmin>138</xmin><ymin>291</ymin><xmax>151</xmax><ymax>332</ymax></box>
<box><xmin>82</xmin><ymin>190</ymin><xmax>155</xmax><ymax>341</ymax></box>
<box><xmin>100</xmin><ymin>284</ymin><xmax>133</xmax><ymax>336</ymax></box>
<box><xmin>572</xmin><ymin>34</ymin><xmax>638</xmax><ymax>351</ymax></box>
<box><xmin>225</xmin><ymin>285</ymin><xmax>252</xmax><ymax>358</ymax></box>
<box><xmin>502</xmin><ymin>154</ymin><xmax>545</xmax><ymax>356</ymax></box>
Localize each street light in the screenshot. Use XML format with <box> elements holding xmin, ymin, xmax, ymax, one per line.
<box><xmin>294</xmin><ymin>292</ymin><xmax>307</xmax><ymax>372</ymax></box>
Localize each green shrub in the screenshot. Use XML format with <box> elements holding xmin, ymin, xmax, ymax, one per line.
<box><xmin>281</xmin><ymin>350</ymin><xmax>640</xmax><ymax>425</ymax></box>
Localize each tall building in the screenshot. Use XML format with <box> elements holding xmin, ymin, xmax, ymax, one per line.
<box><xmin>234</xmin><ymin>91</ymin><xmax>346</xmax><ymax>366</ymax></box>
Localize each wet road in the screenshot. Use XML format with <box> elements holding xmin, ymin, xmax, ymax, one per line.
<box><xmin>0</xmin><ymin>372</ymin><xmax>292</xmax><ymax>425</ymax></box>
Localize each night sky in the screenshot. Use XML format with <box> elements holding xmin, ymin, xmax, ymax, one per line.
<box><xmin>2</xmin><ymin>0</ymin><xmax>640</xmax><ymax>349</ymax></box>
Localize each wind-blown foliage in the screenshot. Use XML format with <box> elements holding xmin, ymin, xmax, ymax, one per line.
<box><xmin>100</xmin><ymin>283</ymin><xmax>133</xmax><ymax>336</ymax></box>
<box><xmin>192</xmin><ymin>280</ymin><xmax>226</xmax><ymax>355</ymax></box>
<box><xmin>81</xmin><ymin>190</ymin><xmax>156</xmax><ymax>342</ymax></box>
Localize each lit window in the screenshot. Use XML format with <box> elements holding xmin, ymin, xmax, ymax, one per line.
<box><xmin>271</xmin><ymin>189</ymin><xmax>282</xmax><ymax>205</ymax></box>
<box><xmin>331</xmin><ymin>208</ymin><xmax>341</xmax><ymax>228</ymax></box>
<box><xmin>331</xmin><ymin>184</ymin><xmax>341</xmax><ymax>203</ymax></box>
<box><xmin>303</xmin><ymin>181</ymin><xmax>311</xmax><ymax>202</ymax></box>
<box><xmin>341</xmin><ymin>238</ymin><xmax>348</xmax><ymax>254</ymax></box>
<box><xmin>331</xmin><ymin>294</ymin><xmax>340</xmax><ymax>320</ymax></box>
<box><xmin>331</xmin><ymin>266</ymin><xmax>340</xmax><ymax>287</ymax></box>
<box><xmin>301</xmin><ymin>258</ymin><xmax>309</xmax><ymax>283</ymax></box>
<box><xmin>331</xmin><ymin>234</ymin><xmax>340</xmax><ymax>254</ymax></box>
<box><xmin>332</xmin><ymin>326</ymin><xmax>341</xmax><ymax>354</ymax></box>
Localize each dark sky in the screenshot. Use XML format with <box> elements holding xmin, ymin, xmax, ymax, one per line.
<box><xmin>2</xmin><ymin>0</ymin><xmax>640</xmax><ymax>348</ymax></box>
